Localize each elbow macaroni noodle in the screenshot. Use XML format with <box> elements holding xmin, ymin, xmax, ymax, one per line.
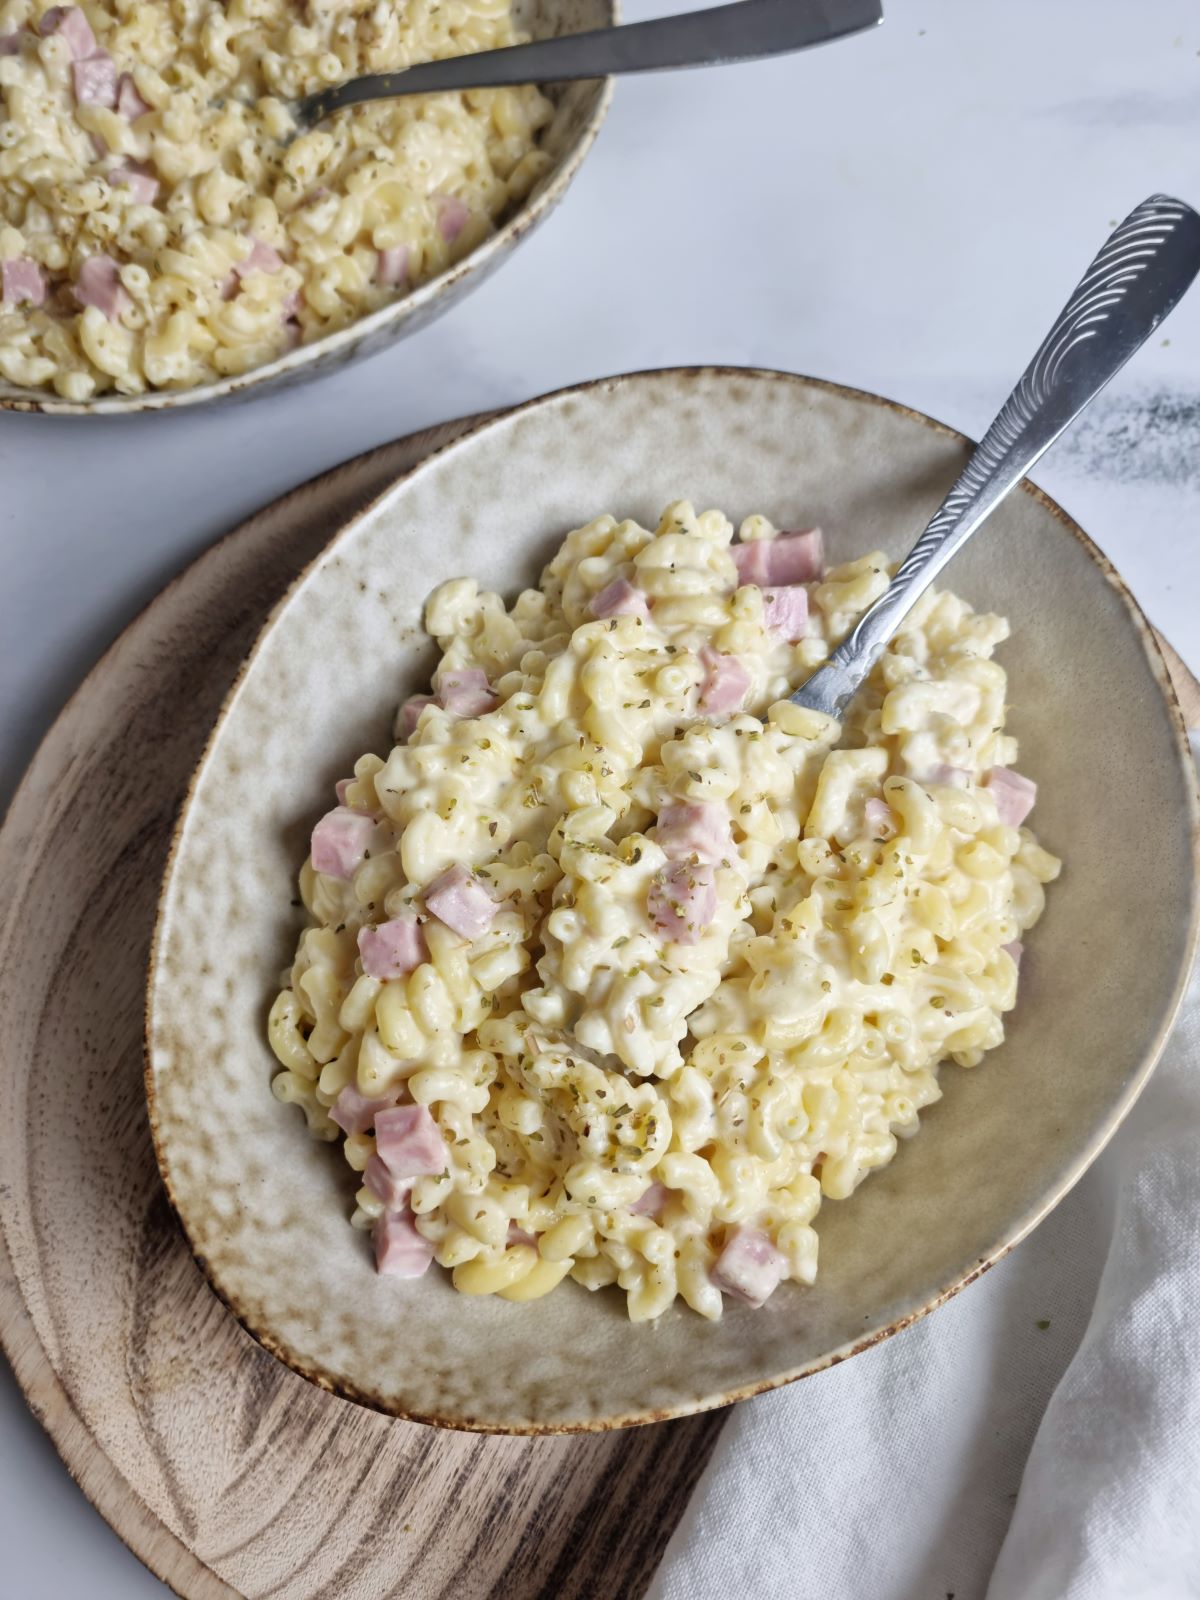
<box><xmin>0</xmin><ymin>0</ymin><xmax>552</xmax><ymax>396</ymax></box>
<box><xmin>269</xmin><ymin>503</ymin><xmax>1061</xmax><ymax>1321</ymax></box>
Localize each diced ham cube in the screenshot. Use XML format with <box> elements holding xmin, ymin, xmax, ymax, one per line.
<box><xmin>111</xmin><ymin>162</ymin><xmax>158</xmax><ymax>204</ymax></box>
<box><xmin>711</xmin><ymin>1225</ymin><xmax>785</xmax><ymax>1308</ymax></box>
<box><xmin>436</xmin><ymin>667</ymin><xmax>498</xmax><ymax>718</ymax></box>
<box><xmin>986</xmin><ymin>766</ymin><xmax>1037</xmax><ymax>826</ymax></box>
<box><xmin>375</xmin><ymin>1104</ymin><xmax>448</xmax><ymax>1179</ymax></box>
<box><xmin>761</xmin><ymin>585</ymin><xmax>809</xmax><ymax>641</ymax></box>
<box><xmin>629</xmin><ymin>1181</ymin><xmax>668</xmax><ymax>1218</ymax></box>
<box><xmin>589</xmin><ymin>578</ymin><xmax>651</xmax><ymax>621</ymax></box>
<box><xmin>648</xmin><ymin>861</ymin><xmax>718</xmax><ymax>945</ymax></box>
<box><xmin>329</xmin><ymin>1083</ymin><xmax>396</xmax><ymax>1136</ymax></box>
<box><xmin>1003</xmin><ymin>940</ymin><xmax>1023</xmax><ymax>968</ymax></box>
<box><xmin>698</xmin><ymin>644</ymin><xmax>750</xmax><ymax>714</ymax></box>
<box><xmin>39</xmin><ymin>6</ymin><xmax>98</xmax><ymax>58</ymax></box>
<box><xmin>507</xmin><ymin>1222</ymin><xmax>537</xmax><ymax>1247</ymax></box>
<box><xmin>2</xmin><ymin>258</ymin><xmax>46</xmax><ymax>308</ymax></box>
<box><xmin>72</xmin><ymin>51</ymin><xmax>116</xmax><ymax>107</ymax></box>
<box><xmin>377</xmin><ymin>245</ymin><xmax>409</xmax><ymax>287</ymax></box>
<box><xmin>358</xmin><ymin>913</ymin><xmax>428</xmax><ymax>980</ymax></box>
<box><xmin>425</xmin><ymin>863</ymin><xmax>497</xmax><ymax>942</ymax></box>
<box><xmin>373</xmin><ymin>1208</ymin><xmax>434</xmax><ymax>1278</ymax></box>
<box><xmin>310</xmin><ymin>805</ymin><xmax>375</xmax><ymax>880</ymax></box>
<box><xmin>656</xmin><ymin>800</ymin><xmax>734</xmax><ymax>866</ymax></box>
<box><xmin>437</xmin><ymin>195</ymin><xmax>469</xmax><ymax>242</ymax></box>
<box><xmin>115</xmin><ymin>70</ymin><xmax>150</xmax><ymax>119</ymax></box>
<box><xmin>234</xmin><ymin>236</ymin><xmax>283</xmax><ymax>280</ymax></box>
<box><xmin>364</xmin><ymin>1152</ymin><xmax>413</xmax><ymax>1210</ymax></box>
<box><xmin>864</xmin><ymin>797</ymin><xmax>897</xmax><ymax>840</ymax></box>
<box><xmin>399</xmin><ymin>694</ymin><xmax>437</xmax><ymax>737</ymax></box>
<box><xmin>732</xmin><ymin>528</ymin><xmax>824</xmax><ymax>586</ymax></box>
<box><xmin>74</xmin><ymin>254</ymin><xmax>129</xmax><ymax>321</ymax></box>
<box><xmin>0</xmin><ymin>30</ymin><xmax>22</xmax><ymax>54</ymax></box>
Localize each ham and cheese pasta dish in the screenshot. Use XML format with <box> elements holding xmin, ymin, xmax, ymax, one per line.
<box><xmin>0</xmin><ymin>0</ymin><xmax>552</xmax><ymax>398</ymax></box>
<box><xmin>268</xmin><ymin>505</ymin><xmax>1061</xmax><ymax>1321</ymax></box>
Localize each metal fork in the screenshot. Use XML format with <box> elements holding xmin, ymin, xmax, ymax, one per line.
<box><xmin>791</xmin><ymin>193</ymin><xmax>1200</xmax><ymax>723</ymax></box>
<box><xmin>292</xmin><ymin>0</ymin><xmax>883</xmax><ymax>133</ymax></box>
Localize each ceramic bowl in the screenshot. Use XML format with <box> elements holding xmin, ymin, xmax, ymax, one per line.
<box><xmin>0</xmin><ymin>0</ymin><xmax>614</xmax><ymax>417</ymax></box>
<box><xmin>145</xmin><ymin>367</ymin><xmax>1199</xmax><ymax>1431</ymax></box>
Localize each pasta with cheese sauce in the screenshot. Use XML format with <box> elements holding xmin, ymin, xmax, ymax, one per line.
<box><xmin>269</xmin><ymin>503</ymin><xmax>1061</xmax><ymax>1321</ymax></box>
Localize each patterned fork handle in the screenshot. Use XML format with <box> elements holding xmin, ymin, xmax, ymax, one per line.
<box><xmin>293</xmin><ymin>0</ymin><xmax>883</xmax><ymax>131</ymax></box>
<box><xmin>793</xmin><ymin>194</ymin><xmax>1200</xmax><ymax>722</ymax></box>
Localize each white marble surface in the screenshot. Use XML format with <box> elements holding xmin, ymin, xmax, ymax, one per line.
<box><xmin>2</xmin><ymin>0</ymin><xmax>1198</xmax><ymax>1592</ymax></box>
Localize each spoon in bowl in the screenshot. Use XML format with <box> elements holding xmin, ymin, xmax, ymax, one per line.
<box><xmin>791</xmin><ymin>193</ymin><xmax>1200</xmax><ymax>724</ymax></box>
<box><xmin>291</xmin><ymin>0</ymin><xmax>883</xmax><ymax>134</ymax></box>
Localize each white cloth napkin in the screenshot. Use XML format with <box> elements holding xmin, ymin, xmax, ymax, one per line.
<box><xmin>650</xmin><ymin>754</ymin><xmax>1200</xmax><ymax>1600</ymax></box>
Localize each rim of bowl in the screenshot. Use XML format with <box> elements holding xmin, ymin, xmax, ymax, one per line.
<box><xmin>144</xmin><ymin>365</ymin><xmax>1200</xmax><ymax>1432</ymax></box>
<box><xmin>0</xmin><ymin>63</ymin><xmax>615</xmax><ymax>417</ymax></box>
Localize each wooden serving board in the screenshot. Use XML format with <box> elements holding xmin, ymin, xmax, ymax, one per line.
<box><xmin>1</xmin><ymin>412</ymin><xmax>1197</xmax><ymax>1600</ymax></box>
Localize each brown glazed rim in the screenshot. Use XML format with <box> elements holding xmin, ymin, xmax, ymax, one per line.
<box><xmin>142</xmin><ymin>366</ymin><xmax>1200</xmax><ymax>1433</ymax></box>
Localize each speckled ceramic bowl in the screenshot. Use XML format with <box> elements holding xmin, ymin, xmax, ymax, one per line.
<box><xmin>146</xmin><ymin>367</ymin><xmax>1199</xmax><ymax>1432</ymax></box>
<box><xmin>0</xmin><ymin>0</ymin><xmax>614</xmax><ymax>417</ymax></box>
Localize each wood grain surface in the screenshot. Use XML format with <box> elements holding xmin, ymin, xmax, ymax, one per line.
<box><xmin>0</xmin><ymin>415</ymin><xmax>726</xmax><ymax>1600</ymax></box>
<box><xmin>1</xmin><ymin>411</ymin><xmax>1195</xmax><ymax>1600</ymax></box>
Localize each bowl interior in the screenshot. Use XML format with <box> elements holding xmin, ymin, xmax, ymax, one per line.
<box><xmin>147</xmin><ymin>368</ymin><xmax>1198</xmax><ymax>1430</ymax></box>
<box><xmin>0</xmin><ymin>0</ymin><xmax>613</xmax><ymax>416</ymax></box>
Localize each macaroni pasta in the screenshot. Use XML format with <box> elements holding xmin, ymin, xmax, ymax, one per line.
<box><xmin>0</xmin><ymin>0</ymin><xmax>552</xmax><ymax>396</ymax></box>
<box><xmin>269</xmin><ymin>503</ymin><xmax>1060</xmax><ymax>1321</ymax></box>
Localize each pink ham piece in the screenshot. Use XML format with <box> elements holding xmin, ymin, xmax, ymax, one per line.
<box><xmin>437</xmin><ymin>195</ymin><xmax>469</xmax><ymax>242</ymax></box>
<box><xmin>698</xmin><ymin>644</ymin><xmax>750</xmax><ymax>714</ymax></box>
<box><xmin>399</xmin><ymin>694</ymin><xmax>437</xmax><ymax>737</ymax></box>
<box><xmin>711</xmin><ymin>1225</ymin><xmax>785</xmax><ymax>1308</ymax></box>
<box><xmin>358</xmin><ymin>914</ymin><xmax>428</xmax><ymax>980</ymax></box>
<box><xmin>985</xmin><ymin>766</ymin><xmax>1037</xmax><ymax>826</ymax></box>
<box><xmin>629</xmin><ymin>1181</ymin><xmax>668</xmax><ymax>1218</ymax></box>
<box><xmin>425</xmin><ymin>863</ymin><xmax>497</xmax><ymax>942</ymax></box>
<box><xmin>648</xmin><ymin>861</ymin><xmax>717</xmax><ymax>945</ymax></box>
<box><xmin>375</xmin><ymin>1103</ymin><xmax>448</xmax><ymax>1179</ymax></box>
<box><xmin>234</xmin><ymin>236</ymin><xmax>283</xmax><ymax>280</ymax></box>
<box><xmin>39</xmin><ymin>5</ymin><xmax>98</xmax><ymax>58</ymax></box>
<box><xmin>73</xmin><ymin>51</ymin><xmax>116</xmax><ymax>107</ymax></box>
<box><xmin>373</xmin><ymin>1208</ymin><xmax>434</xmax><ymax>1278</ymax></box>
<box><xmin>74</xmin><ymin>254</ymin><xmax>129</xmax><ymax>321</ymax></box>
<box><xmin>864</xmin><ymin>797</ymin><xmax>897</xmax><ymax>841</ymax></box>
<box><xmin>111</xmin><ymin>162</ymin><xmax>158</xmax><ymax>204</ymax></box>
<box><xmin>436</xmin><ymin>667</ymin><xmax>498</xmax><ymax>718</ymax></box>
<box><xmin>377</xmin><ymin>245</ymin><xmax>408</xmax><ymax>287</ymax></box>
<box><xmin>2</xmin><ymin>259</ymin><xmax>45</xmax><ymax>308</ymax></box>
<box><xmin>589</xmin><ymin>577</ymin><xmax>651</xmax><ymax>621</ymax></box>
<box><xmin>761</xmin><ymin>585</ymin><xmax>809</xmax><ymax>641</ymax></box>
<box><xmin>364</xmin><ymin>1152</ymin><xmax>413</xmax><ymax>1210</ymax></box>
<box><xmin>310</xmin><ymin>805</ymin><xmax>374</xmax><ymax>880</ymax></box>
<box><xmin>281</xmin><ymin>288</ymin><xmax>302</xmax><ymax>321</ymax></box>
<box><xmin>0</xmin><ymin>30</ymin><xmax>22</xmax><ymax>54</ymax></box>
<box><xmin>115</xmin><ymin>71</ymin><xmax>150</xmax><ymax>120</ymax></box>
<box><xmin>732</xmin><ymin>527</ymin><xmax>824</xmax><ymax>587</ymax></box>
<box><xmin>329</xmin><ymin>1083</ymin><xmax>396</xmax><ymax>1136</ymax></box>
<box><xmin>1003</xmin><ymin>940</ymin><xmax>1024</xmax><ymax>968</ymax></box>
<box><xmin>656</xmin><ymin>800</ymin><xmax>733</xmax><ymax>866</ymax></box>
<box><xmin>507</xmin><ymin>1222</ymin><xmax>537</xmax><ymax>1247</ymax></box>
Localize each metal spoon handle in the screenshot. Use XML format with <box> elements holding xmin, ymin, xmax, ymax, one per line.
<box><xmin>295</xmin><ymin>0</ymin><xmax>882</xmax><ymax>130</ymax></box>
<box><xmin>793</xmin><ymin>193</ymin><xmax>1200</xmax><ymax>721</ymax></box>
